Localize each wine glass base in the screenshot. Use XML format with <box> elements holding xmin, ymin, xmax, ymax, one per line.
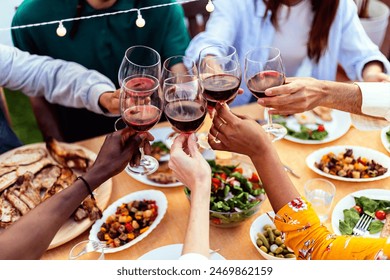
<box><xmin>125</xmin><ymin>155</ymin><xmax>159</xmax><ymax>176</ymax></box>
<box><xmin>197</xmin><ymin>131</ymin><xmax>212</xmax><ymax>150</ymax></box>
<box><xmin>262</xmin><ymin>124</ymin><xmax>287</xmax><ymax>142</ymax></box>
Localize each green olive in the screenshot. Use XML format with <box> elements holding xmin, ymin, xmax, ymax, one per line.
<box><xmin>275</xmin><ymin>236</ymin><xmax>283</xmax><ymax>246</ymax></box>
<box><xmin>260</xmin><ymin>246</ymin><xmax>268</xmax><ymax>253</ymax></box>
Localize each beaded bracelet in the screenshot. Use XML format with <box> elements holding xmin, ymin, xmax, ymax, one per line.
<box><xmin>77</xmin><ymin>176</ymin><xmax>95</xmax><ymax>200</ymax></box>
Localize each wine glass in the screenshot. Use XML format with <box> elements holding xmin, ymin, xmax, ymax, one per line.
<box><xmin>244</xmin><ymin>46</ymin><xmax>287</xmax><ymax>142</ymax></box>
<box><xmin>162</xmin><ymin>55</ymin><xmax>198</xmax><ymax>82</ymax></box>
<box><xmin>118</xmin><ymin>45</ymin><xmax>161</xmax><ymax>87</ymax></box>
<box><xmin>198</xmin><ymin>44</ymin><xmax>241</xmax><ymax>117</ymax></box>
<box><xmin>119</xmin><ymin>74</ymin><xmax>164</xmax><ymax>176</ymax></box>
<box><xmin>162</xmin><ymin>55</ymin><xmax>199</xmax><ymax>146</ymax></box>
<box><xmin>163</xmin><ymin>75</ymin><xmax>207</xmax><ymax>134</ymax></box>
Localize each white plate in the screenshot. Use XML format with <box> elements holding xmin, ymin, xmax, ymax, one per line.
<box><xmin>268</xmin><ymin>110</ymin><xmax>351</xmax><ymax>144</ymax></box>
<box><xmin>127</xmin><ymin>127</ymin><xmax>215</xmax><ymax>187</ymax></box>
<box><xmin>249</xmin><ymin>212</ymin><xmax>296</xmax><ymax>260</ymax></box>
<box><xmin>89</xmin><ymin>190</ymin><xmax>168</xmax><ymax>253</ymax></box>
<box><xmin>380</xmin><ymin>125</ymin><xmax>390</xmax><ymax>154</ymax></box>
<box><xmin>138</xmin><ymin>243</ymin><xmax>225</xmax><ymax>260</ymax></box>
<box><xmin>306</xmin><ymin>145</ymin><xmax>390</xmax><ymax>182</ymax></box>
<box><xmin>331</xmin><ymin>189</ymin><xmax>390</xmax><ymax>237</ymax></box>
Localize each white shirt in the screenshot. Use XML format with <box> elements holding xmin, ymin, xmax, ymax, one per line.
<box><xmin>272</xmin><ymin>0</ymin><xmax>313</xmax><ymax>77</ymax></box>
<box><xmin>351</xmin><ymin>82</ymin><xmax>390</xmax><ymax>130</ymax></box>
<box><xmin>0</xmin><ymin>44</ymin><xmax>116</xmax><ymax>115</ymax></box>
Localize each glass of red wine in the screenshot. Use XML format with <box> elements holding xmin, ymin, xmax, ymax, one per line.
<box><xmin>118</xmin><ymin>45</ymin><xmax>161</xmax><ymax>87</ymax></box>
<box><xmin>118</xmin><ymin>74</ymin><xmax>164</xmax><ymax>175</ymax></box>
<box><xmin>198</xmin><ymin>44</ymin><xmax>241</xmax><ymax>117</ymax></box>
<box><xmin>162</xmin><ymin>55</ymin><xmax>199</xmax><ymax>146</ymax></box>
<box><xmin>244</xmin><ymin>46</ymin><xmax>287</xmax><ymax>142</ymax></box>
<box><xmin>163</xmin><ymin>75</ymin><xmax>207</xmax><ymax>134</ymax></box>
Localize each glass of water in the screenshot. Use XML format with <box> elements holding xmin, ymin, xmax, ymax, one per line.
<box><xmin>304</xmin><ymin>178</ymin><xmax>336</xmax><ymax>223</ymax></box>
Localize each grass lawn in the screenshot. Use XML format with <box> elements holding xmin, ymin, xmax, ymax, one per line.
<box><xmin>4</xmin><ymin>88</ymin><xmax>43</xmax><ymax>144</ymax></box>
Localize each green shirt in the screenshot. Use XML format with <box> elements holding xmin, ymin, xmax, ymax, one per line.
<box><xmin>12</xmin><ymin>0</ymin><xmax>190</xmax><ymax>141</ymax></box>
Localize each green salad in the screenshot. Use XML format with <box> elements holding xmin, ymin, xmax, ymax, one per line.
<box><xmin>272</xmin><ymin>115</ymin><xmax>328</xmax><ymax>141</ymax></box>
<box><xmin>185</xmin><ymin>160</ymin><xmax>266</xmax><ymax>227</ymax></box>
<box><xmin>339</xmin><ymin>196</ymin><xmax>390</xmax><ymax>235</ymax></box>
<box><xmin>386</xmin><ymin>129</ymin><xmax>390</xmax><ymax>147</ymax></box>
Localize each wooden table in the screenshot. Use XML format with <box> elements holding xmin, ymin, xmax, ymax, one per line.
<box><xmin>40</xmin><ymin>103</ymin><xmax>390</xmax><ymax>260</ymax></box>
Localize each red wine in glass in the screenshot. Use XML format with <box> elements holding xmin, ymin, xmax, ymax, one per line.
<box><xmin>124</xmin><ymin>76</ymin><xmax>157</xmax><ymax>97</ymax></box>
<box><xmin>123</xmin><ymin>105</ymin><xmax>161</xmax><ymax>132</ymax></box>
<box><xmin>202</xmin><ymin>74</ymin><xmax>241</xmax><ymax>103</ymax></box>
<box><xmin>165</xmin><ymin>100</ymin><xmax>206</xmax><ymax>133</ymax></box>
<box><xmin>247</xmin><ymin>70</ymin><xmax>285</xmax><ymax>98</ymax></box>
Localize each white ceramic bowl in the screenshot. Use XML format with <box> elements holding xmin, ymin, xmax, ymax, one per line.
<box><xmin>249</xmin><ymin>211</ymin><xmax>296</xmax><ymax>260</ymax></box>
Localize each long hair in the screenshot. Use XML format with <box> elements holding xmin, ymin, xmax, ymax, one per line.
<box><xmin>263</xmin><ymin>0</ymin><xmax>340</xmax><ymax>62</ymax></box>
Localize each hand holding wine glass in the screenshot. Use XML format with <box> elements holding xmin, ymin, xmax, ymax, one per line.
<box><xmin>244</xmin><ymin>46</ymin><xmax>287</xmax><ymax>142</ymax></box>
<box><xmin>198</xmin><ymin>44</ymin><xmax>241</xmax><ymax>117</ymax></box>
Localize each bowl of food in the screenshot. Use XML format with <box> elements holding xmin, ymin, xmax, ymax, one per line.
<box><xmin>250</xmin><ymin>212</ymin><xmax>296</xmax><ymax>260</ymax></box>
<box><xmin>185</xmin><ymin>160</ymin><xmax>266</xmax><ymax>228</ymax></box>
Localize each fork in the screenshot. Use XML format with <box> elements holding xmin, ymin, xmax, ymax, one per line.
<box><xmin>352</xmin><ymin>213</ymin><xmax>373</xmax><ymax>236</ymax></box>
<box><xmin>69</xmin><ymin>240</ymin><xmax>105</xmax><ymax>260</ymax></box>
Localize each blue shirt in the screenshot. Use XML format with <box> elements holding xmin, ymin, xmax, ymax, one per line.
<box><xmin>185</xmin><ymin>0</ymin><xmax>390</xmax><ymax>106</ymax></box>
<box><xmin>0</xmin><ymin>44</ymin><xmax>116</xmax><ymax>154</ymax></box>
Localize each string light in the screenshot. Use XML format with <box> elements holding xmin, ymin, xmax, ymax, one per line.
<box><xmin>0</xmin><ymin>0</ymin><xmax>214</xmax><ymax>37</ymax></box>
<box><xmin>56</xmin><ymin>21</ymin><xmax>67</xmax><ymax>37</ymax></box>
<box><xmin>206</xmin><ymin>0</ymin><xmax>215</xmax><ymax>12</ymax></box>
<box><xmin>135</xmin><ymin>10</ymin><xmax>146</xmax><ymax>28</ymax></box>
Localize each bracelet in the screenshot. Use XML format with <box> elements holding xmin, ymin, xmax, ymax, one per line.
<box><xmin>77</xmin><ymin>176</ymin><xmax>95</xmax><ymax>200</ymax></box>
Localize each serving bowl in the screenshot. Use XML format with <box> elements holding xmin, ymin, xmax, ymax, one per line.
<box><xmin>185</xmin><ymin>160</ymin><xmax>266</xmax><ymax>228</ymax></box>
<box><xmin>249</xmin><ymin>212</ymin><xmax>296</xmax><ymax>260</ymax></box>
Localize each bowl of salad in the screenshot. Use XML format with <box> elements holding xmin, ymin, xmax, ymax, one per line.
<box><xmin>185</xmin><ymin>160</ymin><xmax>267</xmax><ymax>228</ymax></box>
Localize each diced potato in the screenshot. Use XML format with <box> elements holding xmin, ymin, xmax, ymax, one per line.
<box><xmin>352</xmin><ymin>171</ymin><xmax>360</xmax><ymax>178</ymax></box>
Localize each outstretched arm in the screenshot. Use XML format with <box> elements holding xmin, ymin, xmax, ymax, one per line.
<box><xmin>0</xmin><ymin>44</ymin><xmax>119</xmax><ymax>115</ymax></box>
<box><xmin>169</xmin><ymin>134</ymin><xmax>211</xmax><ymax>259</ymax></box>
<box><xmin>0</xmin><ymin>128</ymin><xmax>152</xmax><ymax>260</ymax></box>
<box><xmin>258</xmin><ymin>77</ymin><xmax>363</xmax><ymax>116</ymax></box>
<box><xmin>208</xmin><ymin>103</ymin><xmax>299</xmax><ymax>212</ymax></box>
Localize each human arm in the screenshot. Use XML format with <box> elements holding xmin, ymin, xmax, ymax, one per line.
<box><xmin>0</xmin><ymin>128</ymin><xmax>152</xmax><ymax>260</ymax></box>
<box><xmin>208</xmin><ymin>104</ymin><xmax>390</xmax><ymax>259</ymax></box>
<box><xmin>168</xmin><ymin>134</ymin><xmax>211</xmax><ymax>259</ymax></box>
<box><xmin>259</xmin><ymin>77</ymin><xmax>363</xmax><ymax>115</ymax></box>
<box><xmin>208</xmin><ymin>103</ymin><xmax>299</xmax><ymax>212</ymax></box>
<box><xmin>259</xmin><ymin>77</ymin><xmax>390</xmax><ymax>120</ymax></box>
<box><xmin>0</xmin><ymin>45</ymin><xmax>119</xmax><ymax>115</ymax></box>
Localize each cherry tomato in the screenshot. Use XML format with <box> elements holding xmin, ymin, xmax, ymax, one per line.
<box><xmin>211</xmin><ymin>217</ymin><xmax>221</xmax><ymax>225</ymax></box>
<box><xmin>317</xmin><ymin>124</ymin><xmax>325</xmax><ymax>132</ymax></box>
<box><xmin>352</xmin><ymin>205</ymin><xmax>362</xmax><ymax>214</ymax></box>
<box><xmin>375</xmin><ymin>210</ymin><xmax>387</xmax><ymax>220</ymax></box>
<box><xmin>233</xmin><ymin>167</ymin><xmax>243</xmax><ymax>174</ymax></box>
<box><xmin>249</xmin><ymin>172</ymin><xmax>260</xmax><ymax>183</ymax></box>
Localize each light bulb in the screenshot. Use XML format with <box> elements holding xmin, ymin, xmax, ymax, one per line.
<box><xmin>56</xmin><ymin>22</ymin><xmax>67</xmax><ymax>37</ymax></box>
<box><xmin>136</xmin><ymin>14</ymin><xmax>145</xmax><ymax>28</ymax></box>
<box><xmin>206</xmin><ymin>1</ymin><xmax>214</xmax><ymax>12</ymax></box>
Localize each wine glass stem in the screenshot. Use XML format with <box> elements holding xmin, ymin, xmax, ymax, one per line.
<box><xmin>139</xmin><ymin>147</ymin><xmax>148</xmax><ymax>165</ymax></box>
<box><xmin>266</xmin><ymin>108</ymin><xmax>273</xmax><ymax>127</ymax></box>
